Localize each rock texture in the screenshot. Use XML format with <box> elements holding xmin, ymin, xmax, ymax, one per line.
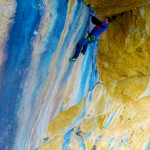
<box><xmin>40</xmin><ymin>2</ymin><xmax>150</xmax><ymax>150</ymax></box>
<box><xmin>84</xmin><ymin>0</ymin><xmax>150</xmax><ymax>17</ymax></box>
<box><xmin>0</xmin><ymin>0</ymin><xmax>98</xmax><ymax>149</ymax></box>
<box><xmin>38</xmin><ymin>3</ymin><xmax>150</xmax><ymax>149</ymax></box>
<box><xmin>0</xmin><ymin>0</ymin><xmax>15</xmax><ymax>67</ymax></box>
<box><xmin>95</xmin><ymin>4</ymin><xmax>150</xmax><ymax>149</ymax></box>
<box><xmin>1</xmin><ymin>0</ymin><xmax>150</xmax><ymax>150</ymax></box>
<box><xmin>98</xmin><ymin>4</ymin><xmax>150</xmax><ymax>102</ymax></box>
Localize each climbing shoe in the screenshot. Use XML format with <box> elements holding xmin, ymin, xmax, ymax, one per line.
<box><xmin>69</xmin><ymin>58</ymin><xmax>76</xmax><ymax>62</ymax></box>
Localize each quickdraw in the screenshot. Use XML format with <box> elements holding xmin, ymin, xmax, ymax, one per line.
<box><xmin>88</xmin><ymin>34</ymin><xmax>96</xmax><ymax>43</ymax></box>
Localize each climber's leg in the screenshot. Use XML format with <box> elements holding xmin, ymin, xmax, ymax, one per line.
<box><xmin>69</xmin><ymin>38</ymin><xmax>90</xmax><ymax>61</ymax></box>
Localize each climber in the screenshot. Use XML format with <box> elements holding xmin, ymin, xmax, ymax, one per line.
<box><xmin>69</xmin><ymin>14</ymin><xmax>111</xmax><ymax>62</ymax></box>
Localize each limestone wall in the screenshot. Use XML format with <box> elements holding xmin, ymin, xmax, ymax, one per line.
<box><xmin>39</xmin><ymin>2</ymin><xmax>150</xmax><ymax>150</ymax></box>
<box><xmin>0</xmin><ymin>0</ymin><xmax>16</xmax><ymax>67</ymax></box>
<box><xmin>84</xmin><ymin>0</ymin><xmax>150</xmax><ymax>18</ymax></box>
<box><xmin>1</xmin><ymin>0</ymin><xmax>150</xmax><ymax>150</ymax></box>
<box><xmin>98</xmin><ymin>4</ymin><xmax>150</xmax><ymax>102</ymax></box>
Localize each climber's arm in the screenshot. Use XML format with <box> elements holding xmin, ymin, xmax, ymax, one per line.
<box><xmin>91</xmin><ymin>16</ymin><xmax>107</xmax><ymax>28</ymax></box>
<box><xmin>91</xmin><ymin>16</ymin><xmax>102</xmax><ymax>26</ymax></box>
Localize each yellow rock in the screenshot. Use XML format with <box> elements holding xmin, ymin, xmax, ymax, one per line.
<box><xmin>40</xmin><ymin>135</ymin><xmax>63</xmax><ymax>150</ymax></box>
<box><xmin>44</xmin><ymin>98</ymin><xmax>84</xmax><ymax>137</ymax></box>
<box><xmin>84</xmin><ymin>0</ymin><xmax>150</xmax><ymax>17</ymax></box>
<box><xmin>97</xmin><ymin>5</ymin><xmax>150</xmax><ymax>102</ymax></box>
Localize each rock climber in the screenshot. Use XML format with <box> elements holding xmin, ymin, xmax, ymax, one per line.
<box><xmin>69</xmin><ymin>14</ymin><xmax>111</xmax><ymax>62</ymax></box>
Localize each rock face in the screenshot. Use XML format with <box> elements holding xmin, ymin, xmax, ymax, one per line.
<box><xmin>0</xmin><ymin>0</ymin><xmax>98</xmax><ymax>149</ymax></box>
<box><xmin>84</xmin><ymin>0</ymin><xmax>150</xmax><ymax>17</ymax></box>
<box><xmin>98</xmin><ymin>4</ymin><xmax>150</xmax><ymax>102</ymax></box>
<box><xmin>94</xmin><ymin>4</ymin><xmax>150</xmax><ymax>149</ymax></box>
<box><xmin>0</xmin><ymin>0</ymin><xmax>15</xmax><ymax>66</ymax></box>
<box><xmin>36</xmin><ymin>2</ymin><xmax>150</xmax><ymax>150</ymax></box>
<box><xmin>1</xmin><ymin>0</ymin><xmax>150</xmax><ymax>150</ymax></box>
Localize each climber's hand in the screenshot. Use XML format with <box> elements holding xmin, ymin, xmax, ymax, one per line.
<box><xmin>89</xmin><ymin>12</ymin><xmax>94</xmax><ymax>17</ymax></box>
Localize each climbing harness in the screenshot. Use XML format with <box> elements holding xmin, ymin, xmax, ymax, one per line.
<box><xmin>87</xmin><ymin>34</ymin><xmax>96</xmax><ymax>43</ymax></box>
